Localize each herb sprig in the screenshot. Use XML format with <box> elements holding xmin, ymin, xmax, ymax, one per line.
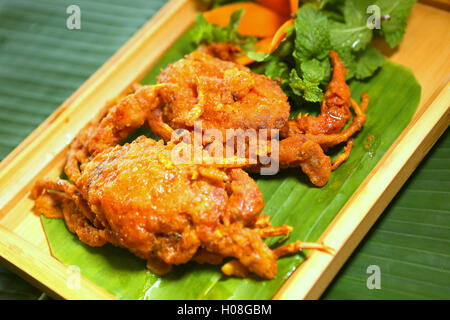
<box><xmin>193</xmin><ymin>0</ymin><xmax>416</xmax><ymax>103</ymax></box>
<box><xmin>191</xmin><ymin>9</ymin><xmax>257</xmax><ymax>55</ymax></box>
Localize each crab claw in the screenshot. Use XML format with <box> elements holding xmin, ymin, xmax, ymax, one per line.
<box><xmin>279</xmin><ymin>137</ymin><xmax>331</xmax><ymax>187</ymax></box>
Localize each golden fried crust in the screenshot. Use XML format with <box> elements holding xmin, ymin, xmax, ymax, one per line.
<box><xmin>279</xmin><ymin>137</ymin><xmax>331</xmax><ymax>187</ymax></box>
<box><xmin>157</xmin><ymin>51</ymin><xmax>290</xmax><ymax>133</ymax></box>
<box><xmin>77</xmin><ymin>136</ymin><xmax>274</xmax><ymax>270</ymax></box>
<box><xmin>32</xmin><ymin>136</ymin><xmax>334</xmax><ymax>278</ymax></box>
<box><xmin>79</xmin><ymin>137</ymin><xmax>229</xmax><ymax>262</ymax></box>
<box><xmin>197</xmin><ymin>43</ymin><xmax>242</xmax><ymax>62</ymax></box>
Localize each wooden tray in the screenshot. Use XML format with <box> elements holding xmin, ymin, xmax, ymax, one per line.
<box><xmin>0</xmin><ymin>0</ymin><xmax>448</xmax><ymax>300</ymax></box>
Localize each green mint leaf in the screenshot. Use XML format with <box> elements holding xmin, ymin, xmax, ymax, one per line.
<box><xmin>247</xmin><ymin>51</ymin><xmax>270</xmax><ymax>62</ymax></box>
<box><xmin>266</xmin><ymin>58</ymin><xmax>290</xmax><ymax>82</ymax></box>
<box><xmin>191</xmin><ymin>14</ymin><xmax>211</xmax><ymax>43</ymax></box>
<box><xmin>301</xmin><ymin>59</ymin><xmax>327</xmax><ymax>83</ymax></box>
<box><xmin>289</xmin><ymin>69</ymin><xmax>324</xmax><ymax>102</ymax></box>
<box><xmin>377</xmin><ymin>0</ymin><xmax>417</xmax><ymax>48</ymax></box>
<box><xmin>191</xmin><ymin>11</ymin><xmax>256</xmax><ymax>54</ymax></box>
<box><xmin>293</xmin><ymin>7</ymin><xmax>331</xmax><ymax>61</ymax></box>
<box><xmin>343</xmin><ymin>0</ymin><xmax>372</xmax><ymax>26</ymax></box>
<box><xmin>329</xmin><ymin>0</ymin><xmax>373</xmax><ymax>52</ymax></box>
<box><xmin>227</xmin><ymin>9</ymin><xmax>244</xmax><ymax>32</ymax></box>
<box><xmin>329</xmin><ymin>21</ymin><xmax>372</xmax><ymax>52</ymax></box>
<box><xmin>320</xmin><ymin>57</ymin><xmax>332</xmax><ymax>83</ymax></box>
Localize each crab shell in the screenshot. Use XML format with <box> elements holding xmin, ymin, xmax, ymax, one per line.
<box><xmin>72</xmin><ymin>136</ymin><xmax>291</xmax><ymax>278</ymax></box>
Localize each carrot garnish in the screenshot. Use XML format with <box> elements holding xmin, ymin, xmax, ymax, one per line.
<box><xmin>269</xmin><ymin>19</ymin><xmax>294</xmax><ymax>52</ymax></box>
<box><xmin>256</xmin><ymin>0</ymin><xmax>292</xmax><ymax>18</ymax></box>
<box><xmin>290</xmin><ymin>0</ymin><xmax>299</xmax><ymax>15</ymax></box>
<box><xmin>203</xmin><ymin>2</ymin><xmax>285</xmax><ymax>38</ymax></box>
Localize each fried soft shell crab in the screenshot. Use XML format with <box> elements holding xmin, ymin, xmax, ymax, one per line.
<box><xmin>33</xmin><ymin>137</ymin><xmax>330</xmax><ymax>279</ymax></box>
<box><xmin>31</xmin><ymin>48</ymin><xmax>369</xmax><ymax>279</ymax></box>
<box><xmin>65</xmin><ymin>49</ymin><xmax>367</xmax><ymax>188</ymax></box>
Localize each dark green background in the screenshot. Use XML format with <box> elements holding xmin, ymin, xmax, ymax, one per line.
<box><xmin>0</xmin><ymin>0</ymin><xmax>448</xmax><ymax>299</ymax></box>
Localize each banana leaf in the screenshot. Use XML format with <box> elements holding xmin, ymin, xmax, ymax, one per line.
<box><xmin>0</xmin><ymin>0</ymin><xmax>446</xmax><ymax>301</ymax></box>
<box><xmin>0</xmin><ymin>0</ymin><xmax>168</xmax><ymax>160</ymax></box>
<box><xmin>322</xmin><ymin>131</ymin><xmax>450</xmax><ymax>299</ymax></box>
<box><xmin>0</xmin><ymin>265</ymin><xmax>43</xmax><ymax>300</ymax></box>
<box><xmin>41</xmin><ymin>29</ymin><xmax>421</xmax><ymax>299</ymax></box>
<box><xmin>0</xmin><ymin>0</ymin><xmax>167</xmax><ymax>299</ymax></box>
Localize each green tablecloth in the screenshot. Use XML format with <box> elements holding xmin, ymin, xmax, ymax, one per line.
<box><xmin>0</xmin><ymin>0</ymin><xmax>448</xmax><ymax>299</ymax></box>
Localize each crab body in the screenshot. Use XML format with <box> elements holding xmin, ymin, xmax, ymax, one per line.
<box><xmin>34</xmin><ymin>137</ymin><xmax>329</xmax><ymax>279</ymax></box>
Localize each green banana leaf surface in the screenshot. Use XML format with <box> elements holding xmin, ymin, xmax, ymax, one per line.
<box><xmin>0</xmin><ymin>0</ymin><xmax>169</xmax><ymax>300</ymax></box>
<box><xmin>323</xmin><ymin>130</ymin><xmax>450</xmax><ymax>299</ymax></box>
<box><xmin>41</xmin><ymin>30</ymin><xmax>422</xmax><ymax>299</ymax></box>
<box><xmin>2</xmin><ymin>0</ymin><xmax>447</xmax><ymax>300</ymax></box>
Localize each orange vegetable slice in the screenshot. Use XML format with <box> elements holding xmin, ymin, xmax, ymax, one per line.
<box><xmin>290</xmin><ymin>0</ymin><xmax>299</xmax><ymax>14</ymax></box>
<box><xmin>203</xmin><ymin>2</ymin><xmax>285</xmax><ymax>38</ymax></box>
<box><xmin>269</xmin><ymin>19</ymin><xmax>294</xmax><ymax>52</ymax></box>
<box><xmin>257</xmin><ymin>0</ymin><xmax>291</xmax><ymax>17</ymax></box>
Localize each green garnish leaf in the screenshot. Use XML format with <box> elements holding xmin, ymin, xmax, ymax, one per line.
<box><xmin>376</xmin><ymin>0</ymin><xmax>417</xmax><ymax>48</ymax></box>
<box><xmin>300</xmin><ymin>58</ymin><xmax>328</xmax><ymax>83</ymax></box>
<box><xmin>192</xmin><ymin>0</ymin><xmax>415</xmax><ymax>104</ymax></box>
<box><xmin>331</xmin><ymin>0</ymin><xmax>372</xmax><ymax>52</ymax></box>
<box><xmin>289</xmin><ymin>69</ymin><xmax>324</xmax><ymax>102</ymax></box>
<box><xmin>329</xmin><ymin>21</ymin><xmax>372</xmax><ymax>52</ymax></box>
<box><xmin>247</xmin><ymin>51</ymin><xmax>270</xmax><ymax>62</ymax></box>
<box><xmin>293</xmin><ymin>7</ymin><xmax>331</xmax><ymax>61</ymax></box>
<box><xmin>227</xmin><ymin>8</ymin><xmax>244</xmax><ymax>31</ymax></box>
<box><xmin>265</xmin><ymin>57</ymin><xmax>290</xmax><ymax>82</ymax></box>
<box><xmin>190</xmin><ymin>10</ymin><xmax>256</xmax><ymax>53</ymax></box>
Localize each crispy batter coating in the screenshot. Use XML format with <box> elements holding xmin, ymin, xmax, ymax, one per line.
<box><xmin>31</xmin><ymin>48</ymin><xmax>353</xmax><ymax>279</ymax></box>
<box><xmin>33</xmin><ymin>137</ymin><xmax>331</xmax><ymax>279</ymax></box>
<box><xmin>64</xmin><ymin>50</ymin><xmax>367</xmax><ymax>191</ymax></box>
<box><xmin>158</xmin><ymin>50</ymin><xmax>368</xmax><ymax>186</ymax></box>
<box><xmin>157</xmin><ymin>51</ymin><xmax>290</xmax><ymax>134</ymax></box>
<box><xmin>197</xmin><ymin>42</ymin><xmax>242</xmax><ymax>62</ymax></box>
<box><xmin>64</xmin><ymin>51</ymin><xmax>290</xmax><ymax>184</ymax></box>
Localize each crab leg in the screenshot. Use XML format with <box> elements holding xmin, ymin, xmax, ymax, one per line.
<box><xmin>279</xmin><ymin>138</ymin><xmax>332</xmax><ymax>187</ymax></box>
<box><xmin>305</xmin><ymin>92</ymin><xmax>369</xmax><ymax>150</ymax></box>
<box><xmin>221</xmin><ymin>240</ymin><xmax>334</xmax><ymax>278</ymax></box>
<box><xmin>273</xmin><ymin>241</ymin><xmax>334</xmax><ymax>258</ymax></box>
<box><xmin>31</xmin><ymin>179</ymin><xmax>111</xmax><ymax>247</ymax></box>
<box><xmin>331</xmin><ymin>138</ymin><xmax>354</xmax><ymax>170</ymax></box>
<box><xmin>32</xmin><ymin>179</ymin><xmax>94</xmax><ymax>223</ymax></box>
<box><xmin>198</xmin><ymin>223</ymin><xmax>278</xmax><ymax>279</ymax></box>
<box><xmin>255</xmin><ymin>214</ymin><xmax>271</xmax><ymax>228</ymax></box>
<box><xmin>258</xmin><ymin>224</ymin><xmax>293</xmax><ymax>238</ymax></box>
<box><xmin>289</xmin><ymin>50</ymin><xmax>352</xmax><ymax>136</ymax></box>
